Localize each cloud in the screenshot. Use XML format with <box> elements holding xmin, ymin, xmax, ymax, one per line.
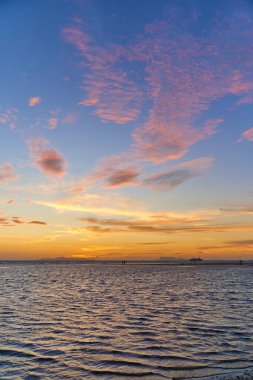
<box><xmin>28</xmin><ymin>97</ymin><xmax>41</xmax><ymax>107</ymax></box>
<box><xmin>48</xmin><ymin>117</ymin><xmax>58</xmax><ymax>130</ymax></box>
<box><xmin>12</xmin><ymin>217</ymin><xmax>25</xmax><ymax>224</ymax></box>
<box><xmin>0</xmin><ymin>213</ymin><xmax>47</xmax><ymax>227</ymax></box>
<box><xmin>226</xmin><ymin>240</ymin><xmax>253</xmax><ymax>246</ymax></box>
<box><xmin>63</xmin><ymin>9</ymin><xmax>253</xmax><ymax>165</ymax></box>
<box><xmin>142</xmin><ymin>157</ymin><xmax>213</xmax><ymax>190</ymax></box>
<box><xmin>0</xmin><ymin>163</ymin><xmax>17</xmax><ymax>183</ymax></box>
<box><xmin>220</xmin><ymin>203</ymin><xmax>253</xmax><ymax>213</ymax></box>
<box><xmin>200</xmin><ymin>239</ymin><xmax>253</xmax><ymax>253</ymax></box>
<box><xmin>107</xmin><ymin>170</ymin><xmax>139</xmax><ymax>188</ymax></box>
<box><xmin>68</xmin><ymin>153</ymin><xmax>141</xmax><ymax>192</ymax></box>
<box><xmin>237</xmin><ymin>127</ymin><xmax>253</xmax><ymax>142</ymax></box>
<box><xmin>94</xmin><ymin>154</ymin><xmax>140</xmax><ymax>188</ymax></box>
<box><xmin>28</xmin><ymin>137</ymin><xmax>67</xmax><ymax>176</ymax></box>
<box><xmin>35</xmin><ymin>199</ymin><xmax>146</xmax><ymax>218</ymax></box>
<box><xmin>28</xmin><ymin>221</ymin><xmax>47</xmax><ymax>225</ymax></box>
<box><xmin>76</xmin><ymin>155</ymin><xmax>212</xmax><ymax>192</ymax></box>
<box><xmin>36</xmin><ymin>149</ymin><xmax>67</xmax><ymax>176</ymax></box>
<box><xmin>80</xmin><ymin>215</ymin><xmax>253</xmax><ymax>234</ymax></box>
<box><xmin>62</xmin><ymin>112</ymin><xmax>79</xmax><ymax>125</ymax></box>
<box><xmin>62</xmin><ymin>28</ymin><xmax>142</xmax><ymax>124</ymax></box>
<box><xmin>0</xmin><ymin>107</ymin><xmax>18</xmax><ymax>130</ymax></box>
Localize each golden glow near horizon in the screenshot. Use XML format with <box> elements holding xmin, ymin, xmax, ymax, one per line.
<box><xmin>1</xmin><ymin>1</ymin><xmax>253</xmax><ymax>260</ymax></box>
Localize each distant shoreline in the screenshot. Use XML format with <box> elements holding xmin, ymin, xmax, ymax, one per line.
<box><xmin>0</xmin><ymin>259</ymin><xmax>253</xmax><ymax>266</ymax></box>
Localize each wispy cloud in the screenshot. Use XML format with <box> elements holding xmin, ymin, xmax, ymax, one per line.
<box><xmin>220</xmin><ymin>202</ymin><xmax>253</xmax><ymax>213</ymax></box>
<box><xmin>90</xmin><ymin>153</ymin><xmax>140</xmax><ymax>188</ymax></box>
<box><xmin>62</xmin><ymin>28</ymin><xmax>143</xmax><ymax>124</ymax></box>
<box><xmin>0</xmin><ymin>163</ymin><xmax>17</xmax><ymax>184</ymax></box>
<box><xmin>28</xmin><ymin>220</ymin><xmax>47</xmax><ymax>225</ymax></box>
<box><xmin>69</xmin><ymin>153</ymin><xmax>212</xmax><ymax>192</ymax></box>
<box><xmin>80</xmin><ymin>215</ymin><xmax>253</xmax><ymax>235</ymax></box>
<box><xmin>226</xmin><ymin>239</ymin><xmax>253</xmax><ymax>246</ymax></box>
<box><xmin>0</xmin><ymin>107</ymin><xmax>18</xmax><ymax>130</ymax></box>
<box><xmin>12</xmin><ymin>217</ymin><xmax>25</xmax><ymax>225</ymax></box>
<box><xmin>35</xmin><ymin>199</ymin><xmax>146</xmax><ymax>218</ymax></box>
<box><xmin>142</xmin><ymin>157</ymin><xmax>213</xmax><ymax>190</ymax></box>
<box><xmin>67</xmin><ymin>152</ymin><xmax>141</xmax><ymax>193</ymax></box>
<box><xmin>62</xmin><ymin>8</ymin><xmax>253</xmax><ymax>166</ymax></box>
<box><xmin>28</xmin><ymin>97</ymin><xmax>41</xmax><ymax>107</ymax></box>
<box><xmin>28</xmin><ymin>137</ymin><xmax>68</xmax><ymax>176</ymax></box>
<box><xmin>0</xmin><ymin>214</ymin><xmax>47</xmax><ymax>227</ymax></box>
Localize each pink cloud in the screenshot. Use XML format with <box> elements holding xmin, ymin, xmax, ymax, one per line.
<box><xmin>236</xmin><ymin>95</ymin><xmax>253</xmax><ymax>106</ymax></box>
<box><xmin>62</xmin><ymin>28</ymin><xmax>143</xmax><ymax>124</ymax></box>
<box><xmin>238</xmin><ymin>127</ymin><xmax>253</xmax><ymax>142</ymax></box>
<box><xmin>63</xmin><ymin>8</ymin><xmax>253</xmax><ymax>180</ymax></box>
<box><xmin>88</xmin><ymin>153</ymin><xmax>140</xmax><ymax>188</ymax></box>
<box><xmin>107</xmin><ymin>169</ymin><xmax>139</xmax><ymax>188</ymax></box>
<box><xmin>130</xmin><ymin>19</ymin><xmax>252</xmax><ymax>163</ymax></box>
<box><xmin>66</xmin><ymin>152</ymin><xmax>141</xmax><ymax>193</ymax></box>
<box><xmin>36</xmin><ymin>149</ymin><xmax>67</xmax><ymax>176</ymax></box>
<box><xmin>28</xmin><ymin>137</ymin><xmax>67</xmax><ymax>176</ymax></box>
<box><xmin>0</xmin><ymin>164</ymin><xmax>17</xmax><ymax>183</ymax></box>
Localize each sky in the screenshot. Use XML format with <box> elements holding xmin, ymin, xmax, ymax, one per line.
<box><xmin>1</xmin><ymin>0</ymin><xmax>253</xmax><ymax>260</ymax></box>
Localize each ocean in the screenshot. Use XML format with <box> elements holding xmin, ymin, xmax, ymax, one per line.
<box><xmin>0</xmin><ymin>263</ymin><xmax>252</xmax><ymax>379</ymax></box>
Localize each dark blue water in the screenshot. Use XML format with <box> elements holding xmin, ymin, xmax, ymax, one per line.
<box><xmin>0</xmin><ymin>263</ymin><xmax>253</xmax><ymax>379</ymax></box>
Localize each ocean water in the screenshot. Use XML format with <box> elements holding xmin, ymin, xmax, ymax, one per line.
<box><xmin>0</xmin><ymin>263</ymin><xmax>253</xmax><ymax>379</ymax></box>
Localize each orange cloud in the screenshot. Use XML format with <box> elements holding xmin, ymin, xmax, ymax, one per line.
<box><xmin>0</xmin><ymin>163</ymin><xmax>17</xmax><ymax>183</ymax></box>
<box><xmin>28</xmin><ymin>221</ymin><xmax>47</xmax><ymax>225</ymax></box>
<box><xmin>80</xmin><ymin>215</ymin><xmax>253</xmax><ymax>235</ymax></box>
<box><xmin>226</xmin><ymin>240</ymin><xmax>253</xmax><ymax>246</ymax></box>
<box><xmin>0</xmin><ymin>215</ymin><xmax>47</xmax><ymax>227</ymax></box>
<box><xmin>28</xmin><ymin>96</ymin><xmax>41</xmax><ymax>107</ymax></box>
<box><xmin>12</xmin><ymin>217</ymin><xmax>25</xmax><ymax>224</ymax></box>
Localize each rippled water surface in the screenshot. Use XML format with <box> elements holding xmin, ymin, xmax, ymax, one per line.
<box><xmin>0</xmin><ymin>263</ymin><xmax>253</xmax><ymax>379</ymax></box>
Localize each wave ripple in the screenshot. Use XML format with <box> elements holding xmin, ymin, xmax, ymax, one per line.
<box><xmin>0</xmin><ymin>263</ymin><xmax>253</xmax><ymax>379</ymax></box>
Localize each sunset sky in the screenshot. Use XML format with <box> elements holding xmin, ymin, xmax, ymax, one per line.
<box><xmin>1</xmin><ymin>0</ymin><xmax>253</xmax><ymax>260</ymax></box>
